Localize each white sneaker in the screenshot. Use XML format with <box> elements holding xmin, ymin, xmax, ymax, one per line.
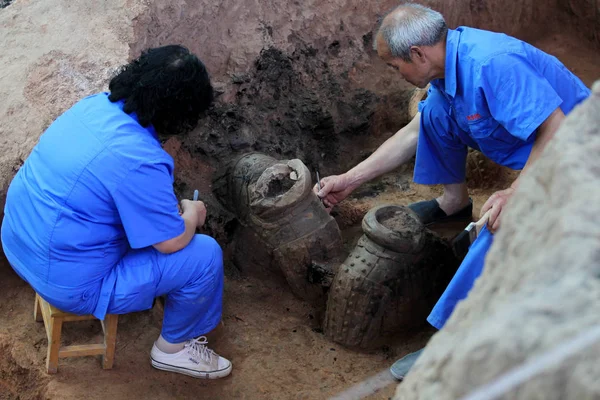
<box><xmin>150</xmin><ymin>336</ymin><xmax>232</xmax><ymax>379</ymax></box>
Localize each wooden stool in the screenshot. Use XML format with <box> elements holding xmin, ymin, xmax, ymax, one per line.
<box><xmin>34</xmin><ymin>293</ymin><xmax>118</xmax><ymax>374</ymax></box>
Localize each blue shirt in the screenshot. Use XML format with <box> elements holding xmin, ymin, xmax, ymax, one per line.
<box><xmin>419</xmin><ymin>26</ymin><xmax>590</xmax><ymax>169</ymax></box>
<box><xmin>1</xmin><ymin>92</ymin><xmax>184</xmax><ymax>319</ymax></box>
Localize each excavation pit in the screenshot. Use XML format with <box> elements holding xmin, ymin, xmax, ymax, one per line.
<box><xmin>1</xmin><ymin>0</ymin><xmax>600</xmax><ymax>398</ymax></box>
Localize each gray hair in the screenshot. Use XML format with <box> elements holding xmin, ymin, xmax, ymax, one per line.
<box><xmin>374</xmin><ymin>3</ymin><xmax>447</xmax><ymax>61</ymax></box>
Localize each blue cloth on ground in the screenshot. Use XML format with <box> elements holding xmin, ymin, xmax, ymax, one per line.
<box><xmin>427</xmin><ymin>225</ymin><xmax>493</xmax><ymax>329</ymax></box>
<box><xmin>1</xmin><ymin>92</ymin><xmax>222</xmax><ymax>339</ymax></box>
<box><xmin>414</xmin><ymin>27</ymin><xmax>591</xmax><ymax>329</ymax></box>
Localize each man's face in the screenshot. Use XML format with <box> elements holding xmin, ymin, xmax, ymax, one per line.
<box><xmin>375</xmin><ymin>35</ymin><xmax>433</xmax><ymax>88</ymax></box>
<box><xmin>385</xmin><ymin>55</ymin><xmax>431</xmax><ymax>89</ymax></box>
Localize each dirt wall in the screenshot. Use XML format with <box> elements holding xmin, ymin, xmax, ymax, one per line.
<box><xmin>132</xmin><ymin>0</ymin><xmax>587</xmax><ymax>185</ymax></box>
<box><xmin>562</xmin><ymin>0</ymin><xmax>600</xmax><ymax>44</ymax></box>
<box><xmin>124</xmin><ymin>0</ymin><xmax>600</xmax><ymax>245</ymax></box>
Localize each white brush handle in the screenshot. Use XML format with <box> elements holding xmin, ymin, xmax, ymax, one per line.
<box><xmin>474</xmin><ymin>209</ymin><xmax>492</xmax><ymax>235</ymax></box>
<box><xmin>464</xmin><ymin>209</ymin><xmax>492</xmax><ymax>243</ymax></box>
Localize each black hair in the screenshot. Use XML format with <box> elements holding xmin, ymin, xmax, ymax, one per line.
<box><xmin>108</xmin><ymin>45</ymin><xmax>214</xmax><ymax>136</ymax></box>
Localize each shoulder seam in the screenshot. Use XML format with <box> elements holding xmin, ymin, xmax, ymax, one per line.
<box><xmin>111</xmin><ymin>156</ymin><xmax>174</xmax><ymax>197</ymax></box>
<box><xmin>476</xmin><ymin>50</ymin><xmax>527</xmax><ymax>70</ymax></box>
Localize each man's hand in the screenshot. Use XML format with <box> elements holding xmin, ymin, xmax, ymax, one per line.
<box><xmin>313</xmin><ymin>174</ymin><xmax>356</xmax><ymax>211</ymax></box>
<box><xmin>480</xmin><ymin>187</ymin><xmax>515</xmax><ymax>234</ymax></box>
<box><xmin>181</xmin><ymin>199</ymin><xmax>207</xmax><ymax>228</ymax></box>
<box><xmin>310</xmin><ymin>113</ymin><xmax>420</xmax><ymax>212</ymax></box>
<box><xmin>480</xmin><ymin>108</ymin><xmax>565</xmax><ymax>234</ymax></box>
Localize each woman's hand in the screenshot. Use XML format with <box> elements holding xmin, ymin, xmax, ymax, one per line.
<box><xmin>181</xmin><ymin>199</ymin><xmax>207</xmax><ymax>228</ymax></box>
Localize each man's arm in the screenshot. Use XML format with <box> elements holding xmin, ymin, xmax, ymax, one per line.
<box><xmin>479</xmin><ymin>53</ymin><xmax>567</xmax><ymax>232</ymax></box>
<box><xmin>345</xmin><ymin>112</ymin><xmax>420</xmax><ymax>187</ymax></box>
<box><xmin>113</xmin><ymin>161</ymin><xmax>204</xmax><ymax>251</ymax></box>
<box><xmin>481</xmin><ymin>106</ymin><xmax>565</xmax><ymax>232</ymax></box>
<box><xmin>315</xmin><ymin>113</ymin><xmax>420</xmax><ymax>208</ymax></box>
<box><xmin>510</xmin><ymin>107</ymin><xmax>565</xmax><ymax>190</ymax></box>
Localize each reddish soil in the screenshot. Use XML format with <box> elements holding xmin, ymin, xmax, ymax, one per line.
<box><xmin>0</xmin><ymin>255</ymin><xmax>433</xmax><ymax>400</ymax></box>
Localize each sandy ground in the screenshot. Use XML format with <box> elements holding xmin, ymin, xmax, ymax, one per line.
<box><xmin>1</xmin><ymin>28</ymin><xmax>599</xmax><ymax>400</ymax></box>
<box><xmin>0</xmin><ymin>227</ymin><xmax>431</xmax><ymax>400</ymax></box>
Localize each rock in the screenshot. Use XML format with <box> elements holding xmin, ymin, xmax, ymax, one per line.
<box><xmin>394</xmin><ymin>83</ymin><xmax>600</xmax><ymax>399</ymax></box>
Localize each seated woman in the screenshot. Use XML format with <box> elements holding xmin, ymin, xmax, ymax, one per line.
<box><xmin>1</xmin><ymin>45</ymin><xmax>232</xmax><ymax>379</ymax></box>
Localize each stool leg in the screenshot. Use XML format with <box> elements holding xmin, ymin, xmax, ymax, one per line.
<box><xmin>46</xmin><ymin>316</ymin><xmax>63</xmax><ymax>374</ymax></box>
<box><xmin>34</xmin><ymin>295</ymin><xmax>43</xmax><ymax>322</ymax></box>
<box><xmin>102</xmin><ymin>315</ymin><xmax>118</xmax><ymax>369</ymax></box>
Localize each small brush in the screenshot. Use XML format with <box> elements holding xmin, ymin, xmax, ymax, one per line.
<box><xmin>316</xmin><ymin>171</ymin><xmax>325</xmax><ymax>204</ymax></box>
<box><xmin>452</xmin><ymin>209</ymin><xmax>491</xmax><ymax>260</ymax></box>
<box><xmin>316</xmin><ymin>171</ymin><xmax>321</xmax><ymax>193</ymax></box>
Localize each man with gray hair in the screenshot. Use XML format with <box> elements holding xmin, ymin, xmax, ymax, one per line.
<box><xmin>315</xmin><ymin>2</ymin><xmax>590</xmax><ymax>379</ymax></box>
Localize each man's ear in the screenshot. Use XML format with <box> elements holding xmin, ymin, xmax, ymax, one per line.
<box><xmin>410</xmin><ymin>46</ymin><xmax>426</xmax><ymax>63</ymax></box>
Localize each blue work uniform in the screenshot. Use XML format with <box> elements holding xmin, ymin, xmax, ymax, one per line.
<box><xmin>1</xmin><ymin>92</ymin><xmax>223</xmax><ymax>343</ymax></box>
<box><xmin>414</xmin><ymin>27</ymin><xmax>591</xmax><ymax>329</ymax></box>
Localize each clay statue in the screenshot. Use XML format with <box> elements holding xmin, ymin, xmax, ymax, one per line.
<box><xmin>215</xmin><ymin>153</ymin><xmax>459</xmax><ymax>346</ymax></box>
<box><xmin>323</xmin><ymin>205</ymin><xmax>459</xmax><ymax>348</ymax></box>
<box><xmin>213</xmin><ymin>152</ymin><xmax>344</xmax><ymax>304</ymax></box>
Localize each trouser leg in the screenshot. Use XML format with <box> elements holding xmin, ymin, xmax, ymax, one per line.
<box><xmin>413</xmin><ymin>86</ymin><xmax>468</xmax><ymax>186</ymax></box>
<box><xmin>107</xmin><ymin>234</ymin><xmax>224</xmax><ymax>343</ymax></box>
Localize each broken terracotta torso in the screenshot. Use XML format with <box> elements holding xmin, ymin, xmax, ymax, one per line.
<box><xmin>214</xmin><ymin>153</ymin><xmax>459</xmax><ymax>347</ymax></box>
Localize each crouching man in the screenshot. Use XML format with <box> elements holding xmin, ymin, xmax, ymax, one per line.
<box><xmin>315</xmin><ymin>3</ymin><xmax>590</xmax><ymax>380</ymax></box>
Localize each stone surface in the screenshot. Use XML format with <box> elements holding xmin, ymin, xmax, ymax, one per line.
<box><xmin>394</xmin><ymin>83</ymin><xmax>600</xmax><ymax>399</ymax></box>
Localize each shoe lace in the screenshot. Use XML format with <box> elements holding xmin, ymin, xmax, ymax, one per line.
<box><xmin>185</xmin><ymin>336</ymin><xmax>215</xmax><ymax>363</ymax></box>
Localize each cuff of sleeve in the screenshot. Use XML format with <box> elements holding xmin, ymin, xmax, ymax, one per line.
<box><xmin>517</xmin><ymin>97</ymin><xmax>563</xmax><ymax>142</ymax></box>
<box><xmin>129</xmin><ymin>220</ymin><xmax>186</xmax><ymax>249</ymax></box>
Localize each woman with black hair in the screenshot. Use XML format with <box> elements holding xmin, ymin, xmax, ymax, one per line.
<box><xmin>1</xmin><ymin>45</ymin><xmax>232</xmax><ymax>379</ymax></box>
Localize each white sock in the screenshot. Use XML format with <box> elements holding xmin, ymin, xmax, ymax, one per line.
<box><xmin>155</xmin><ymin>334</ymin><xmax>186</xmax><ymax>354</ymax></box>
